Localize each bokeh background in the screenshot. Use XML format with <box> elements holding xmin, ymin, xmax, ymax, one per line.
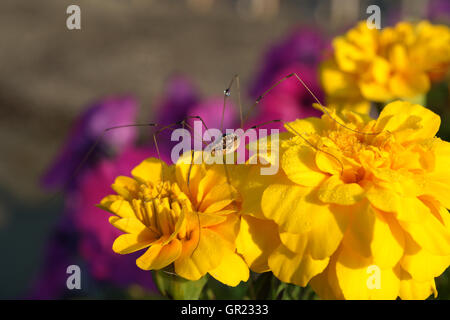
<box><xmin>0</xmin><ymin>0</ymin><xmax>448</xmax><ymax>299</ymax></box>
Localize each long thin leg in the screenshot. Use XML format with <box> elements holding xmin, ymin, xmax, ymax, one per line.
<box><xmin>46</xmin><ymin>123</ymin><xmax>157</xmax><ymax>201</ymax></box>
<box><xmin>247</xmin><ymin>118</ymin><xmax>344</xmax><ymax>175</ymax></box>
<box><xmin>221</xmin><ymin>74</ymin><xmax>244</xmax><ymax>132</ymax></box>
<box><xmin>243</xmin><ymin>72</ymin><xmax>380</xmax><ymax>136</ymax></box>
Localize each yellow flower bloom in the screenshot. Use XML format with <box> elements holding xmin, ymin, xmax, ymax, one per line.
<box><xmin>98</xmin><ymin>153</ymin><xmax>249</xmax><ymax>287</ymax></box>
<box><xmin>256</xmin><ymin>101</ymin><xmax>450</xmax><ymax>299</ymax></box>
<box><xmin>321</xmin><ymin>21</ymin><xmax>450</xmax><ymax>106</ymax></box>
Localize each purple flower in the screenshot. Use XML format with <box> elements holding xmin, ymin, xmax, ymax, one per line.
<box><xmin>31</xmin><ymin>147</ymin><xmax>159</xmax><ymax>299</ymax></box>
<box><xmin>247</xmin><ymin>28</ymin><xmax>326</xmax><ymax>130</ymax></box>
<box><xmin>41</xmin><ymin>96</ymin><xmax>138</xmax><ymax>190</ymax></box>
<box><xmin>249</xmin><ymin>27</ymin><xmax>326</xmax><ymax>99</ymax></box>
<box><xmin>154</xmin><ymin>75</ymin><xmax>238</xmax><ymax>161</ymax></box>
<box><xmin>428</xmin><ymin>0</ymin><xmax>450</xmax><ymax>22</ymax></box>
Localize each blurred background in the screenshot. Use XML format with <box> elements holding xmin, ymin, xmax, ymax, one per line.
<box><xmin>0</xmin><ymin>0</ymin><xmax>448</xmax><ymax>299</ymax></box>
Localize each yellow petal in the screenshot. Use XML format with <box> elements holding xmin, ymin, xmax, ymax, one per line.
<box><xmin>398</xmin><ymin>204</ymin><xmax>450</xmax><ymax>256</ymax></box>
<box><xmin>174</xmin><ymin>228</ymin><xmax>226</xmax><ymax>280</ymax></box>
<box><xmin>309</xmin><ymin>253</ymin><xmax>344</xmax><ymax>300</ymax></box>
<box><xmin>376</xmin><ymin>101</ymin><xmax>440</xmax><ymax>142</ymax></box>
<box><xmin>207</xmin><ymin>213</ymin><xmax>240</xmax><ymax>250</ymax></box>
<box><xmin>99</xmin><ymin>197</ymin><xmax>135</xmax><ymax>219</ymax></box>
<box><xmin>318</xmin><ymin>175</ymin><xmax>365</xmax><ymax>205</ymax></box>
<box><xmin>262</xmin><ymin>184</ymin><xmax>329</xmax><ymax>234</ymax></box>
<box><xmin>269</xmin><ymin>244</ymin><xmax>329</xmax><ymax>287</ymax></box>
<box><xmin>400</xmin><ymin>232</ymin><xmax>450</xmax><ymax>281</ymax></box>
<box><xmin>198</xmin><ymin>183</ymin><xmax>237</xmax><ymax>214</ymax></box>
<box><xmin>282</xmin><ymin>145</ymin><xmax>328</xmax><ymax>187</ymax></box>
<box><xmin>208</xmin><ymin>251</ymin><xmax>249</xmax><ymax>287</ymax></box>
<box><xmin>111</xmin><ymin>176</ymin><xmax>139</xmax><ymax>200</ymax></box>
<box><xmin>175</xmin><ymin>151</ymin><xmax>206</xmax><ymax>199</ymax></box>
<box><xmin>398</xmin><ymin>269</ymin><xmax>437</xmax><ymax>300</ymax></box>
<box><xmin>131</xmin><ymin>157</ymin><xmax>173</xmax><ymax>184</ymax></box>
<box><xmin>335</xmin><ymin>244</ymin><xmax>401</xmax><ymax>300</ymax></box>
<box><xmin>109</xmin><ymin>216</ymin><xmax>154</xmax><ymax>236</ymax></box>
<box><xmin>343</xmin><ymin>202</ymin><xmax>404</xmax><ymax>267</ymax></box>
<box><xmin>236</xmin><ymin>215</ymin><xmax>280</xmax><ymax>273</ymax></box>
<box><xmin>136</xmin><ymin>238</ymin><xmax>182</xmax><ymax>270</ymax></box>
<box><xmin>229</xmin><ymin>163</ymin><xmax>285</xmax><ymax>219</ymax></box>
<box><xmin>284</xmin><ymin>117</ymin><xmax>324</xmax><ymax>137</ymax></box>
<box><xmin>280</xmin><ymin>204</ymin><xmax>349</xmax><ymax>260</ymax></box>
<box><xmin>196</xmin><ymin>165</ymin><xmax>227</xmax><ymax>203</ymax></box>
<box><xmin>112</xmin><ymin>232</ymin><xmax>157</xmax><ymax>254</ymax></box>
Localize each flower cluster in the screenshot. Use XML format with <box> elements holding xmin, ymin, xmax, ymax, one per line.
<box><xmin>41</xmin><ymin>20</ymin><xmax>450</xmax><ymax>300</ymax></box>
<box><xmin>239</xmin><ymin>101</ymin><xmax>450</xmax><ymax>299</ymax></box>
<box><xmin>98</xmin><ymin>154</ymin><xmax>249</xmax><ymax>286</ymax></box>
<box><xmin>320</xmin><ymin>21</ymin><xmax>450</xmax><ymax>109</ymax></box>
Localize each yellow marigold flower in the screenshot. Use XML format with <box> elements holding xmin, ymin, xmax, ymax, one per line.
<box><xmin>97</xmin><ymin>154</ymin><xmax>249</xmax><ymax>287</ymax></box>
<box><xmin>257</xmin><ymin>101</ymin><xmax>450</xmax><ymax>299</ymax></box>
<box><xmin>321</xmin><ymin>21</ymin><xmax>450</xmax><ymax>106</ymax></box>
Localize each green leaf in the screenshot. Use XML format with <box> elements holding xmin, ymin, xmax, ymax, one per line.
<box><xmin>152</xmin><ymin>270</ymin><xmax>208</xmax><ymax>300</ymax></box>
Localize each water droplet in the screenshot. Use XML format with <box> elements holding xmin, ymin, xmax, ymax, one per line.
<box><xmin>224</xmin><ymin>89</ymin><xmax>231</xmax><ymax>97</ymax></box>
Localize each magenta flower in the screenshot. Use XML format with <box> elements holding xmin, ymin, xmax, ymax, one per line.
<box><xmin>73</xmin><ymin>146</ymin><xmax>160</xmax><ymax>289</ymax></box>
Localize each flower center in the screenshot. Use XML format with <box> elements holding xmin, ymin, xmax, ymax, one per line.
<box><xmin>133</xmin><ymin>181</ymin><xmax>191</xmax><ymax>239</ymax></box>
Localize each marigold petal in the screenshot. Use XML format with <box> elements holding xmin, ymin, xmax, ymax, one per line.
<box><xmin>269</xmin><ymin>244</ymin><xmax>329</xmax><ymax>287</ymax></box>
<box><xmin>236</xmin><ymin>215</ymin><xmax>280</xmax><ymax>273</ymax></box>
<box><xmin>376</xmin><ymin>101</ymin><xmax>440</xmax><ymax>142</ymax></box>
<box><xmin>136</xmin><ymin>238</ymin><xmax>182</xmax><ymax>270</ymax></box>
<box><xmin>398</xmin><ymin>270</ymin><xmax>437</xmax><ymax>300</ymax></box>
<box><xmin>335</xmin><ymin>244</ymin><xmax>401</xmax><ymax>300</ymax></box>
<box><xmin>262</xmin><ymin>184</ymin><xmax>328</xmax><ymax>234</ymax></box>
<box><xmin>208</xmin><ymin>251</ymin><xmax>249</xmax><ymax>287</ymax></box>
<box><xmin>400</xmin><ymin>232</ymin><xmax>450</xmax><ymax>281</ymax></box>
<box><xmin>398</xmin><ymin>206</ymin><xmax>450</xmax><ymax>256</ymax></box>
<box><xmin>112</xmin><ymin>232</ymin><xmax>156</xmax><ymax>254</ymax></box>
<box><xmin>99</xmin><ymin>197</ymin><xmax>135</xmax><ymax>219</ymax></box>
<box><xmin>174</xmin><ymin>228</ymin><xmax>225</xmax><ymax>280</ymax></box>
<box><xmin>282</xmin><ymin>145</ymin><xmax>328</xmax><ymax>187</ymax></box>
<box><xmin>318</xmin><ymin>175</ymin><xmax>364</xmax><ymax>205</ymax></box>
<box><xmin>131</xmin><ymin>157</ymin><xmax>173</xmax><ymax>184</ymax></box>
<box><xmin>109</xmin><ymin>216</ymin><xmax>153</xmax><ymax>235</ymax></box>
<box><xmin>111</xmin><ymin>176</ymin><xmax>139</xmax><ymax>199</ymax></box>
